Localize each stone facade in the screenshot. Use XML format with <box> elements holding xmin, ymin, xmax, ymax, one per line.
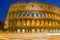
<box><xmin>5</xmin><ymin>2</ymin><xmax>60</xmax><ymax>33</ymax></box>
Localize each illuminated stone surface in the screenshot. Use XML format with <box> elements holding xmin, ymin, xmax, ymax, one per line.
<box><xmin>4</xmin><ymin>2</ymin><xmax>60</xmax><ymax>40</ymax></box>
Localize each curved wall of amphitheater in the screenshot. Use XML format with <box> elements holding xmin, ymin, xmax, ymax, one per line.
<box><xmin>5</xmin><ymin>2</ymin><xmax>60</xmax><ymax>33</ymax></box>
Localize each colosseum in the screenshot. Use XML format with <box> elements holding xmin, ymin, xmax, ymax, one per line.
<box><xmin>5</xmin><ymin>2</ymin><xmax>60</xmax><ymax>33</ymax></box>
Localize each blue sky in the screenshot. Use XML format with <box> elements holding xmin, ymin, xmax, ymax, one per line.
<box><xmin>0</xmin><ymin>0</ymin><xmax>60</xmax><ymax>22</ymax></box>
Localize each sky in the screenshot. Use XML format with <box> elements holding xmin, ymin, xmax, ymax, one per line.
<box><xmin>0</xmin><ymin>0</ymin><xmax>60</xmax><ymax>22</ymax></box>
